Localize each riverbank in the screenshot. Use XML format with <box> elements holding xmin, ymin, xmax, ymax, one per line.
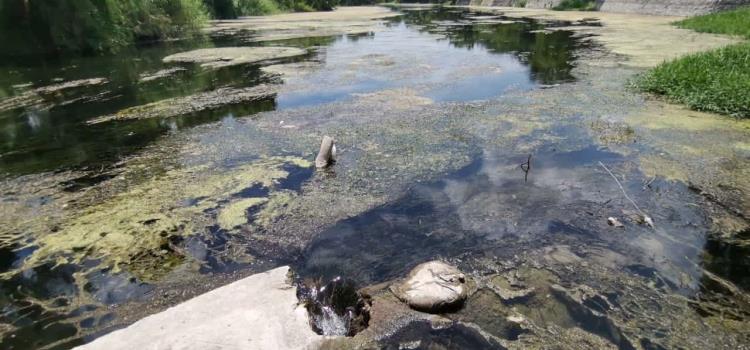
<box><xmin>635</xmin><ymin>7</ymin><xmax>750</xmax><ymax>118</ymax></box>
<box><xmin>456</xmin><ymin>0</ymin><xmax>750</xmax><ymax>16</ymax></box>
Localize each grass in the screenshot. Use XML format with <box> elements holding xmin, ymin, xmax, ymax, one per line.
<box><xmin>552</xmin><ymin>0</ymin><xmax>597</xmax><ymax>11</ymax></box>
<box><xmin>675</xmin><ymin>7</ymin><xmax>750</xmax><ymax>39</ymax></box>
<box><xmin>635</xmin><ymin>43</ymin><xmax>750</xmax><ymax>118</ymax></box>
<box><xmin>634</xmin><ymin>7</ymin><xmax>750</xmax><ymax>118</ymax></box>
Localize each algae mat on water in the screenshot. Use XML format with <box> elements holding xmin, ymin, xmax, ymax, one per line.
<box><xmin>10</xmin><ymin>156</ymin><xmax>312</xmax><ymax>281</ymax></box>
<box><xmin>162</xmin><ymin>47</ymin><xmax>307</xmax><ymax>69</ymax></box>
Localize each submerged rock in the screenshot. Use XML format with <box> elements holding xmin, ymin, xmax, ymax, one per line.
<box><xmin>392</xmin><ymin>261</ymin><xmax>469</xmax><ymax>313</ymax></box>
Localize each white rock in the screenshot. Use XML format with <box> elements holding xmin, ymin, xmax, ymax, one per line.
<box><xmin>392</xmin><ymin>261</ymin><xmax>468</xmax><ymax>312</ymax></box>
<box><xmin>76</xmin><ymin>266</ymin><xmax>324</xmax><ymax>350</ymax></box>
<box><xmin>607</xmin><ymin>217</ymin><xmax>624</xmax><ymax>228</ymax></box>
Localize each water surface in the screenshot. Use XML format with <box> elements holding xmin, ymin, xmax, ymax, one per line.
<box><xmin>1</xmin><ymin>6</ymin><xmax>747</xmax><ymax>350</ymax></box>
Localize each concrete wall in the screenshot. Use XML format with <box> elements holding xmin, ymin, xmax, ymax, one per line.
<box><xmin>457</xmin><ymin>0</ymin><xmax>750</xmax><ymax>15</ymax></box>
<box><xmin>597</xmin><ymin>0</ymin><xmax>750</xmax><ymax>16</ymax></box>
<box><xmin>455</xmin><ymin>0</ymin><xmax>520</xmax><ymax>6</ymax></box>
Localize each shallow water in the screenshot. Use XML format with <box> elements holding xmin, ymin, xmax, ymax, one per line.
<box><xmin>0</xmin><ymin>8</ymin><xmax>582</xmax><ymax>176</ymax></box>
<box><xmin>0</xmin><ymin>6</ymin><xmax>748</xmax><ymax>350</ymax></box>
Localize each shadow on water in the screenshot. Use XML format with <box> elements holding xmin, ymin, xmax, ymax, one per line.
<box><xmin>295</xmin><ymin>145</ymin><xmax>626</xmax><ymax>285</ymax></box>
<box><xmin>380</xmin><ymin>320</ymin><xmax>507</xmax><ymax>350</ymax></box>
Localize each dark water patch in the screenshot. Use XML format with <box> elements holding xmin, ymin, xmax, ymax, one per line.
<box><xmin>625</xmin><ymin>265</ymin><xmax>678</xmax><ymax>291</ymax></box>
<box><xmin>61</xmin><ymin>173</ymin><xmax>117</xmax><ymax>192</ymax></box>
<box><xmin>548</xmin><ymin>221</ymin><xmax>600</xmax><ymax>240</ymax></box>
<box><xmin>278</xmin><ymin>162</ymin><xmax>315</xmax><ymax>192</ymax></box>
<box><xmin>701</xmin><ymin>236</ymin><xmax>750</xmax><ymax>292</ymax></box>
<box><xmin>234</xmin><ymin>183</ymin><xmax>270</xmax><ymax>199</ymax></box>
<box><xmin>0</xmin><ymin>263</ymin><xmax>82</xmax><ymax>349</ymax></box>
<box><xmin>550</xmin><ymin>286</ymin><xmax>637</xmax><ymax>350</ymax></box>
<box><xmin>294</xmin><ymin>145</ymin><xmax>628</xmax><ymax>285</ymax></box>
<box><xmin>379</xmin><ymin>320</ymin><xmax>507</xmax><ymax>350</ymax></box>
<box><xmin>83</xmin><ymin>270</ymin><xmax>153</xmax><ymax>306</ymax></box>
<box><xmin>295</xmin><ymin>180</ymin><xmax>475</xmax><ymax>285</ymax></box>
<box><xmin>188</xmin><ymin>226</ymin><xmax>236</xmax><ymax>274</ymax></box>
<box><xmin>0</xmin><ymin>43</ymin><xmax>275</xmax><ymax>175</ymax></box>
<box><xmin>0</xmin><ymin>244</ymin><xmax>36</xmax><ymax>273</ymax></box>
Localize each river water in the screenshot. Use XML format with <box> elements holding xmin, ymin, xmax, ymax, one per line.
<box><xmin>0</xmin><ymin>6</ymin><xmax>748</xmax><ymax>350</ymax></box>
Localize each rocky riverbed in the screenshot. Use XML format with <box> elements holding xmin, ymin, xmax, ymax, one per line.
<box><xmin>0</xmin><ymin>5</ymin><xmax>749</xmax><ymax>349</ymax></box>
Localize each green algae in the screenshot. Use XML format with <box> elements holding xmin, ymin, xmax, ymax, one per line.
<box><xmin>255</xmin><ymin>191</ymin><xmax>296</xmax><ymax>228</ymax></box>
<box><xmin>14</xmin><ymin>156</ymin><xmax>312</xmax><ymax>279</ymax></box>
<box><xmin>87</xmin><ymin>85</ymin><xmax>279</xmax><ymax>124</ymax></box>
<box><xmin>162</xmin><ymin>47</ymin><xmax>307</xmax><ymax>69</ymax></box>
<box><xmin>218</xmin><ymin>197</ymin><xmax>269</xmax><ymax>230</ymax></box>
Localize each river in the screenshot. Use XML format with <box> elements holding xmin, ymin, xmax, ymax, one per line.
<box><xmin>0</xmin><ymin>5</ymin><xmax>748</xmax><ymax>349</ymax></box>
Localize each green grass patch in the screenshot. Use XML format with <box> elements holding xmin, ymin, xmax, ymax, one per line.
<box><xmin>675</xmin><ymin>6</ymin><xmax>750</xmax><ymax>39</ymax></box>
<box><xmin>552</xmin><ymin>0</ymin><xmax>597</xmax><ymax>11</ymax></box>
<box><xmin>634</xmin><ymin>43</ymin><xmax>750</xmax><ymax>118</ymax></box>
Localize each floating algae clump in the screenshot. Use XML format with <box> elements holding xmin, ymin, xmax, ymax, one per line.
<box><xmin>19</xmin><ymin>156</ymin><xmax>312</xmax><ymax>279</ymax></box>
<box><xmin>218</xmin><ymin>197</ymin><xmax>269</xmax><ymax>230</ymax></box>
<box><xmin>255</xmin><ymin>191</ymin><xmax>296</xmax><ymax>228</ymax></box>
<box><xmin>87</xmin><ymin>85</ymin><xmax>279</xmax><ymax>124</ymax></box>
<box><xmin>162</xmin><ymin>47</ymin><xmax>307</xmax><ymax>69</ymax></box>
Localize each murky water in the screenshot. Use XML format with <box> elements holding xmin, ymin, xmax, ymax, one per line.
<box><xmin>1</xmin><ymin>6</ymin><xmax>748</xmax><ymax>350</ymax></box>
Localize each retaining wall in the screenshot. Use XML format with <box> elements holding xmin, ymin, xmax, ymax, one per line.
<box><xmin>455</xmin><ymin>0</ymin><xmax>750</xmax><ymax>15</ymax></box>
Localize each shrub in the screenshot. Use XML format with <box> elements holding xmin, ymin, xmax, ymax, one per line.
<box><xmin>552</xmin><ymin>0</ymin><xmax>597</xmax><ymax>11</ymax></box>
<box><xmin>0</xmin><ymin>0</ymin><xmax>209</xmax><ymax>54</ymax></box>
<box><xmin>234</xmin><ymin>0</ymin><xmax>281</xmax><ymax>16</ymax></box>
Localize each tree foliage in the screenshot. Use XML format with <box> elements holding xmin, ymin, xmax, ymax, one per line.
<box><xmin>0</xmin><ymin>0</ymin><xmax>209</xmax><ymax>54</ymax></box>
<box><xmin>0</xmin><ymin>0</ymin><xmax>342</xmax><ymax>55</ymax></box>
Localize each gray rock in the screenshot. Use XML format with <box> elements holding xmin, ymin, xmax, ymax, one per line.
<box><xmin>75</xmin><ymin>266</ymin><xmax>324</xmax><ymax>350</ymax></box>
<box><xmin>392</xmin><ymin>261</ymin><xmax>468</xmax><ymax>312</ymax></box>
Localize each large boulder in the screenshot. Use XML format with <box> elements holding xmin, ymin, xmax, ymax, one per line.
<box><xmin>392</xmin><ymin>261</ymin><xmax>468</xmax><ymax>313</ymax></box>
<box><xmin>75</xmin><ymin>266</ymin><xmax>324</xmax><ymax>350</ymax></box>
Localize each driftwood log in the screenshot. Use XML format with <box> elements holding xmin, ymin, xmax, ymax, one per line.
<box><xmin>315</xmin><ymin>136</ymin><xmax>336</xmax><ymax>169</ymax></box>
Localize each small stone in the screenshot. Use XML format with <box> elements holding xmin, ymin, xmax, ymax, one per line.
<box><xmin>607</xmin><ymin>217</ymin><xmax>624</xmax><ymax>228</ymax></box>
<box><xmin>391</xmin><ymin>261</ymin><xmax>468</xmax><ymax>313</ymax></box>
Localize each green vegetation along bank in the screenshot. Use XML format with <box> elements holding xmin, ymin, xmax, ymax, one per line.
<box><xmin>635</xmin><ymin>7</ymin><xmax>750</xmax><ymax>118</ymax></box>
<box><xmin>552</xmin><ymin>0</ymin><xmax>598</xmax><ymax>11</ymax></box>
<box><xmin>0</xmin><ymin>0</ymin><xmax>341</xmax><ymax>55</ymax></box>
